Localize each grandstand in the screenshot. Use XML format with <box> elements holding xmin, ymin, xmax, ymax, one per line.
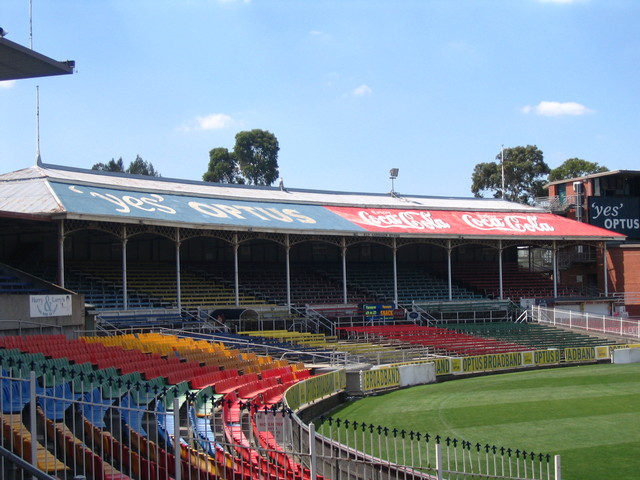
<box><xmin>0</xmin><ymin>149</ymin><xmax>630</xmax><ymax>480</ymax></box>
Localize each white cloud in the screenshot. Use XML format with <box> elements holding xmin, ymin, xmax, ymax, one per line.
<box><xmin>521</xmin><ymin>101</ymin><xmax>594</xmax><ymax>116</ymax></box>
<box><xmin>179</xmin><ymin>113</ymin><xmax>234</xmax><ymax>132</ymax></box>
<box><xmin>197</xmin><ymin>113</ymin><xmax>234</xmax><ymax>130</ymax></box>
<box><xmin>0</xmin><ymin>80</ymin><xmax>16</xmax><ymax>89</ymax></box>
<box><xmin>352</xmin><ymin>84</ymin><xmax>372</xmax><ymax>97</ymax></box>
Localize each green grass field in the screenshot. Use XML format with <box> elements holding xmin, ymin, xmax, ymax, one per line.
<box><xmin>326</xmin><ymin>363</ymin><xmax>640</xmax><ymax>480</ymax></box>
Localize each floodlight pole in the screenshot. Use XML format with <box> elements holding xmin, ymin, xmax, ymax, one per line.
<box><xmin>389</xmin><ymin>168</ymin><xmax>399</xmax><ymax>195</ymax></box>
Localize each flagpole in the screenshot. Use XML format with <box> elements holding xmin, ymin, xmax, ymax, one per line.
<box><xmin>36</xmin><ymin>85</ymin><xmax>41</xmax><ymax>165</ymax></box>
<box><xmin>501</xmin><ymin>145</ymin><xmax>505</xmax><ymax>199</ymax></box>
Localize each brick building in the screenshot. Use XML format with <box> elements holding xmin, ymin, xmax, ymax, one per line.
<box><xmin>541</xmin><ymin>170</ymin><xmax>640</xmax><ymax>316</ymax></box>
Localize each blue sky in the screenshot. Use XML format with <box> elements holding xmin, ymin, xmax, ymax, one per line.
<box><xmin>2</xmin><ymin>0</ymin><xmax>639</xmax><ymax>198</ymax></box>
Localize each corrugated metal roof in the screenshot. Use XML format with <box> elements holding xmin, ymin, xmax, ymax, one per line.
<box><xmin>0</xmin><ymin>163</ymin><xmax>625</xmax><ymax>240</ymax></box>
<box><xmin>1</xmin><ymin>163</ymin><xmax>540</xmax><ymax>212</ymax></box>
<box><xmin>0</xmin><ymin>176</ymin><xmax>63</xmax><ymax>215</ymax></box>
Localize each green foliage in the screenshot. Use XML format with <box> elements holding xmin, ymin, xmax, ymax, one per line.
<box><xmin>203</xmin><ymin>129</ymin><xmax>280</xmax><ymax>186</ymax></box>
<box><xmin>203</xmin><ymin>148</ymin><xmax>243</xmax><ymax>183</ymax></box>
<box><xmin>127</xmin><ymin>155</ymin><xmax>160</xmax><ymax>176</ymax></box>
<box><xmin>92</xmin><ymin>158</ymin><xmax>125</xmax><ymax>173</ymax></box>
<box><xmin>471</xmin><ymin>145</ymin><xmax>550</xmax><ymax>204</ymax></box>
<box><xmin>92</xmin><ymin>155</ymin><xmax>160</xmax><ymax>177</ymax></box>
<box><xmin>548</xmin><ymin>158</ymin><xmax>608</xmax><ymax>182</ymax></box>
<box><xmin>234</xmin><ymin>129</ymin><xmax>280</xmax><ymax>185</ymax></box>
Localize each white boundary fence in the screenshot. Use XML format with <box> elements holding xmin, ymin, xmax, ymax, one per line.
<box><xmin>309</xmin><ymin>415</ymin><xmax>559</xmax><ymax>480</ymax></box>
<box><xmin>531</xmin><ymin>305</ymin><xmax>640</xmax><ymax>339</ymax></box>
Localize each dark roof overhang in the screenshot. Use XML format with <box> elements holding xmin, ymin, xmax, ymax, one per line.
<box><xmin>0</xmin><ymin>36</ymin><xmax>74</xmax><ymax>81</ymax></box>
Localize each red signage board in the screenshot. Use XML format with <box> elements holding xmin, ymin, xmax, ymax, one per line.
<box><xmin>324</xmin><ymin>206</ymin><xmax>625</xmax><ymax>238</ymax></box>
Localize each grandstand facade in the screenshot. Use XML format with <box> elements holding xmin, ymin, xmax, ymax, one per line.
<box><xmin>0</xmin><ymin>161</ymin><xmax>626</xmax><ymax>332</ymax></box>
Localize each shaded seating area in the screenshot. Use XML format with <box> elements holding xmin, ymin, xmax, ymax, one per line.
<box><xmin>0</xmin><ymin>275</ymin><xmax>49</xmax><ymax>295</ymax></box>
<box><xmin>449</xmin><ymin>262</ymin><xmax>582</xmax><ymax>301</ymax></box>
<box><xmin>339</xmin><ymin>263</ymin><xmax>483</xmax><ymax>304</ymax></box>
<box><xmin>96</xmin><ymin>309</ymin><xmax>186</xmax><ymax>331</ymax></box>
<box><xmin>208</xmin><ymin>264</ymin><xmax>375</xmax><ymax>306</ymax></box>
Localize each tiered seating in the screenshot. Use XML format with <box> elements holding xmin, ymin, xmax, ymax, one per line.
<box><xmin>0</xmin><ymin>408</ymin><xmax>69</xmax><ymax>477</ymax></box>
<box><xmin>449</xmin><ymin>262</ymin><xmax>582</xmax><ymax>301</ymax></box>
<box><xmin>96</xmin><ymin>309</ymin><xmax>185</xmax><ymax>330</ymax></box>
<box><xmin>45</xmin><ymin>413</ymin><xmax>130</xmax><ymax>480</ymax></box>
<box><xmin>445</xmin><ymin>322</ymin><xmax>620</xmax><ymax>351</ymax></box>
<box><xmin>120</xmin><ymin>262</ymin><xmax>261</xmax><ymax>309</ymax></box>
<box><xmin>337</xmin><ymin>263</ymin><xmax>483</xmax><ymax>305</ymax></box>
<box><xmin>27</xmin><ymin>261</ymin><xmax>267</xmax><ymax>310</ymax></box>
<box><xmin>221</xmin><ymin>388</ymin><xmax>318</xmax><ymax>480</ymax></box>
<box><xmin>0</xmin><ymin>274</ymin><xmax>49</xmax><ymax>295</ymax></box>
<box><xmin>241</xmin><ymin>329</ymin><xmax>433</xmax><ymax>365</ymax></box>
<box><xmin>1</xmin><ymin>333</ymin><xmax>314</xmax><ymax>480</ymax></box>
<box><xmin>208</xmin><ymin>264</ymin><xmax>375</xmax><ymax>306</ymax></box>
<box><xmin>338</xmin><ymin>324</ymin><xmax>532</xmax><ymax>357</ymax></box>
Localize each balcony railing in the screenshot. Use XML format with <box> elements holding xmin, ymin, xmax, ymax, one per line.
<box><xmin>533</xmin><ymin>194</ymin><xmax>581</xmax><ymax>212</ymax></box>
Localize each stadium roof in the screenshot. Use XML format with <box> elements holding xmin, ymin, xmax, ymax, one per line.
<box><xmin>0</xmin><ymin>36</ymin><xmax>74</xmax><ymax>81</ymax></box>
<box><xmin>545</xmin><ymin>169</ymin><xmax>640</xmax><ymax>188</ymax></box>
<box><xmin>0</xmin><ymin>163</ymin><xmax>625</xmax><ymax>241</ymax></box>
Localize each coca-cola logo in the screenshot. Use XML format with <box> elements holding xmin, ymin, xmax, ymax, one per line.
<box><xmin>461</xmin><ymin>214</ymin><xmax>554</xmax><ymax>232</ymax></box>
<box><xmin>358</xmin><ymin>210</ymin><xmax>451</xmax><ymax>230</ymax></box>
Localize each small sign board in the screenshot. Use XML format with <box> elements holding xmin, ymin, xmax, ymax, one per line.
<box><xmin>362</xmin><ymin>303</ymin><xmax>396</xmax><ymax>321</ymax></box>
<box><xmin>30</xmin><ymin>295</ymin><xmax>72</xmax><ymax>318</ymax></box>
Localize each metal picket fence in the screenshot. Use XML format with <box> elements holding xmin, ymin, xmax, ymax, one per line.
<box><xmin>532</xmin><ymin>305</ymin><xmax>640</xmax><ymax>339</ymax></box>
<box><xmin>310</xmin><ymin>415</ymin><xmax>560</xmax><ymax>480</ymax></box>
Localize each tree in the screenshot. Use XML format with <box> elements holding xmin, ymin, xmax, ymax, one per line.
<box><xmin>548</xmin><ymin>158</ymin><xmax>608</xmax><ymax>182</ymax></box>
<box><xmin>471</xmin><ymin>145</ymin><xmax>550</xmax><ymax>204</ymax></box>
<box><xmin>127</xmin><ymin>155</ymin><xmax>161</xmax><ymax>177</ymax></box>
<box><xmin>203</xmin><ymin>148</ymin><xmax>243</xmax><ymax>183</ymax></box>
<box><xmin>203</xmin><ymin>129</ymin><xmax>280</xmax><ymax>186</ymax></box>
<box><xmin>92</xmin><ymin>156</ymin><xmax>160</xmax><ymax>176</ymax></box>
<box><xmin>234</xmin><ymin>129</ymin><xmax>280</xmax><ymax>185</ymax></box>
<box><xmin>92</xmin><ymin>158</ymin><xmax>125</xmax><ymax>173</ymax></box>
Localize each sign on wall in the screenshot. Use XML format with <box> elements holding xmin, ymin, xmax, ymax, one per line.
<box><xmin>362</xmin><ymin>303</ymin><xmax>396</xmax><ymax>320</ymax></box>
<box><xmin>588</xmin><ymin>196</ymin><xmax>640</xmax><ymax>239</ymax></box>
<box><xmin>49</xmin><ymin>182</ymin><xmax>625</xmax><ymax>239</ymax></box>
<box><xmin>30</xmin><ymin>295</ymin><xmax>72</xmax><ymax>318</ymax></box>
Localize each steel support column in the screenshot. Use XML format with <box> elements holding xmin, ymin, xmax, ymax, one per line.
<box><xmin>552</xmin><ymin>240</ymin><xmax>558</xmax><ymax>298</ymax></box>
<box><xmin>392</xmin><ymin>238</ymin><xmax>399</xmax><ymax>306</ymax></box>
<box><xmin>122</xmin><ymin>225</ymin><xmax>128</xmax><ymax>310</ymax></box>
<box><xmin>498</xmin><ymin>240</ymin><xmax>504</xmax><ymax>300</ymax></box>
<box><xmin>341</xmin><ymin>237</ymin><xmax>348</xmax><ymax>304</ymax></box>
<box><xmin>603</xmin><ymin>242</ymin><xmax>609</xmax><ymax>296</ymax></box>
<box><xmin>233</xmin><ymin>233</ymin><xmax>239</xmax><ymax>306</ymax></box>
<box><xmin>447</xmin><ymin>239</ymin><xmax>453</xmax><ymax>301</ymax></box>
<box><xmin>57</xmin><ymin>219</ymin><xmax>65</xmax><ymax>288</ymax></box>
<box><xmin>285</xmin><ymin>234</ymin><xmax>291</xmax><ymax>309</ymax></box>
<box><xmin>175</xmin><ymin>227</ymin><xmax>182</xmax><ymax>311</ymax></box>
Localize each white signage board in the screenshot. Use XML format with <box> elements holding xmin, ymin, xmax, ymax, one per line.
<box><xmin>30</xmin><ymin>295</ymin><xmax>72</xmax><ymax>318</ymax></box>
